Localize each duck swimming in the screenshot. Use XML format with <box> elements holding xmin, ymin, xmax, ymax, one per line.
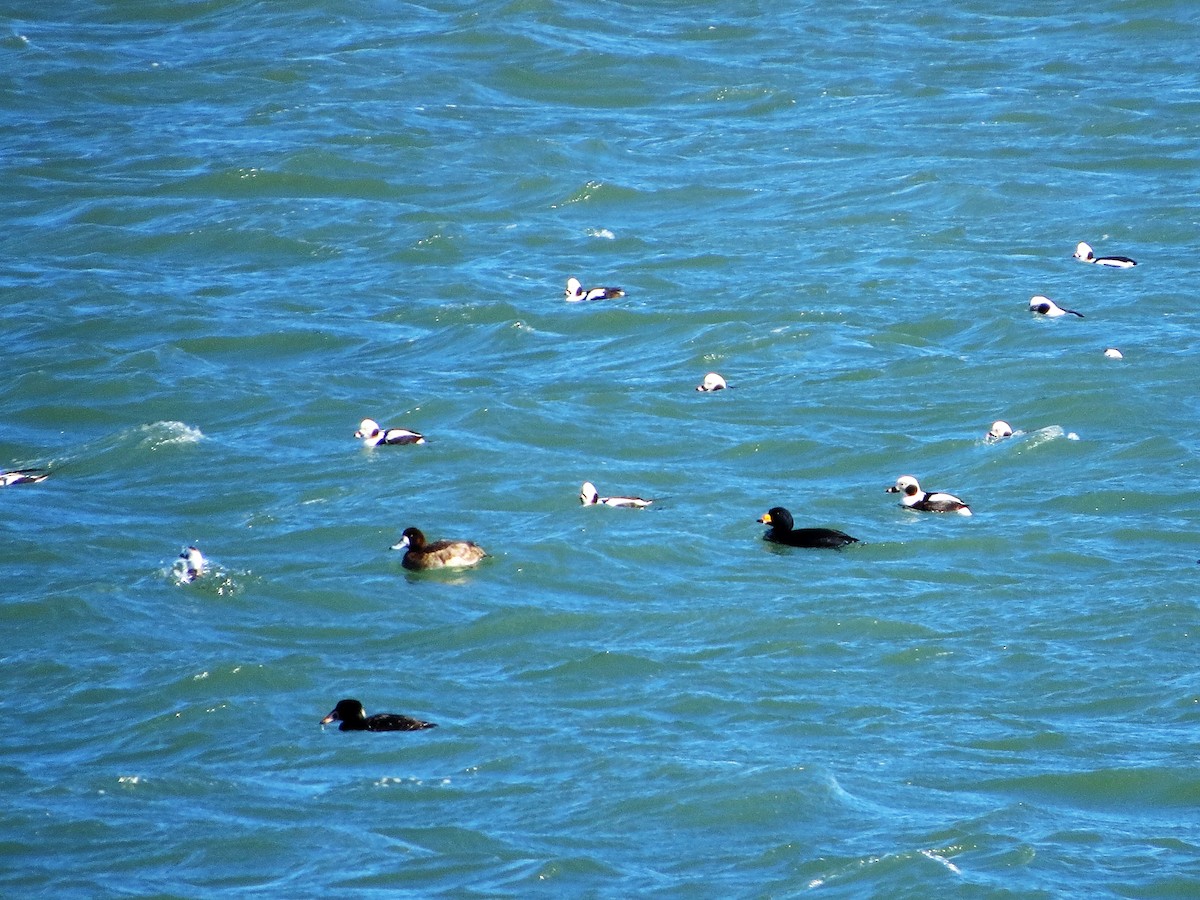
<box><xmin>1074</xmin><ymin>241</ymin><xmax>1137</xmax><ymax>268</ymax></box>
<box><xmin>390</xmin><ymin>527</ymin><xmax>487</xmax><ymax>570</ymax></box>
<box><xmin>355</xmin><ymin>418</ymin><xmax>425</xmax><ymax>447</ymax></box>
<box><xmin>987</xmin><ymin>420</ymin><xmax>1014</xmax><ymax>440</ymax></box>
<box><xmin>887</xmin><ymin>475</ymin><xmax>972</xmax><ymax>516</ymax></box>
<box><xmin>696</xmin><ymin>372</ymin><xmax>727</xmax><ymax>392</ymax></box>
<box><xmin>580</xmin><ymin>481</ymin><xmax>654</xmax><ymax>508</ymax></box>
<box><xmin>320</xmin><ymin>698</ymin><xmax>437</xmax><ymax>732</ymax></box>
<box><xmin>1030</xmin><ymin>295</ymin><xmax>1084</xmax><ymax>318</ymax></box>
<box><xmin>757</xmin><ymin>507</ymin><xmax>859</xmax><ymax>549</ymax></box>
<box><xmin>0</xmin><ymin>468</ymin><xmax>49</xmax><ymax>486</ymax></box>
<box><xmin>565</xmin><ymin>277</ymin><xmax>625</xmax><ymax>303</ymax></box>
<box><xmin>175</xmin><ymin>546</ymin><xmax>206</xmax><ymax>583</ymax></box>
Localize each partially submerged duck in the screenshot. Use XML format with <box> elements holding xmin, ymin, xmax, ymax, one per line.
<box><xmin>1074</xmin><ymin>241</ymin><xmax>1136</xmax><ymax>268</ymax></box>
<box><xmin>355</xmin><ymin>418</ymin><xmax>425</xmax><ymax>447</ymax></box>
<box><xmin>390</xmin><ymin>526</ymin><xmax>487</xmax><ymax>570</ymax></box>
<box><xmin>1030</xmin><ymin>295</ymin><xmax>1084</xmax><ymax>318</ymax></box>
<box><xmin>175</xmin><ymin>546</ymin><xmax>206</xmax><ymax>583</ymax></box>
<box><xmin>757</xmin><ymin>507</ymin><xmax>858</xmax><ymax>549</ymax></box>
<box><xmin>0</xmin><ymin>468</ymin><xmax>49</xmax><ymax>486</ymax></box>
<box><xmin>580</xmin><ymin>481</ymin><xmax>654</xmax><ymax>508</ymax></box>
<box><xmin>696</xmin><ymin>372</ymin><xmax>727</xmax><ymax>392</ymax></box>
<box><xmin>886</xmin><ymin>475</ymin><xmax>972</xmax><ymax>516</ymax></box>
<box><xmin>987</xmin><ymin>420</ymin><xmax>1014</xmax><ymax>441</ymax></box>
<box><xmin>564</xmin><ymin>277</ymin><xmax>625</xmax><ymax>303</ymax></box>
<box><xmin>320</xmin><ymin>698</ymin><xmax>437</xmax><ymax>732</ymax></box>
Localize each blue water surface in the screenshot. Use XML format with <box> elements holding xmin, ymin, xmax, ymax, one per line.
<box><xmin>2</xmin><ymin>1</ymin><xmax>1199</xmax><ymax>896</ymax></box>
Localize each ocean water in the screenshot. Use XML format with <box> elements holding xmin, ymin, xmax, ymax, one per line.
<box><xmin>3</xmin><ymin>0</ymin><xmax>1199</xmax><ymax>895</ymax></box>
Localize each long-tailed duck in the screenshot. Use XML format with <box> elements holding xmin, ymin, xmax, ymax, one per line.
<box><xmin>987</xmin><ymin>420</ymin><xmax>1014</xmax><ymax>440</ymax></box>
<box><xmin>390</xmin><ymin>527</ymin><xmax>486</xmax><ymax>570</ymax></box>
<box><xmin>0</xmin><ymin>468</ymin><xmax>49</xmax><ymax>486</ymax></box>
<box><xmin>696</xmin><ymin>372</ymin><xmax>728</xmax><ymax>392</ymax></box>
<box><xmin>1074</xmin><ymin>241</ymin><xmax>1136</xmax><ymax>268</ymax></box>
<box><xmin>175</xmin><ymin>546</ymin><xmax>206</xmax><ymax>583</ymax></box>
<box><xmin>580</xmin><ymin>481</ymin><xmax>653</xmax><ymax>508</ymax></box>
<box><xmin>565</xmin><ymin>277</ymin><xmax>625</xmax><ymax>302</ymax></box>
<box><xmin>320</xmin><ymin>698</ymin><xmax>437</xmax><ymax>732</ymax></box>
<box><xmin>757</xmin><ymin>507</ymin><xmax>858</xmax><ymax>549</ymax></box>
<box><xmin>887</xmin><ymin>475</ymin><xmax>972</xmax><ymax>516</ymax></box>
<box><xmin>355</xmin><ymin>418</ymin><xmax>425</xmax><ymax>447</ymax></box>
<box><xmin>1030</xmin><ymin>295</ymin><xmax>1084</xmax><ymax>318</ymax></box>
<box><xmin>1103</xmin><ymin>347</ymin><xmax>1124</xmax><ymax>359</ymax></box>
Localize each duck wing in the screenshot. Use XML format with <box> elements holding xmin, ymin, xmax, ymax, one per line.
<box><xmin>771</xmin><ymin>527</ymin><xmax>859</xmax><ymax>549</ymax></box>
<box><xmin>380</xmin><ymin>428</ymin><xmax>424</xmax><ymax>445</ymax></box>
<box><xmin>364</xmin><ymin>713</ymin><xmax>438</xmax><ymax>731</ymax></box>
<box><xmin>914</xmin><ymin>492</ymin><xmax>970</xmax><ymax>513</ymax></box>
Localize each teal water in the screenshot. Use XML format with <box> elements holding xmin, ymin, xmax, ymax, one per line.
<box><xmin>3</xmin><ymin>1</ymin><xmax>1199</xmax><ymax>896</ymax></box>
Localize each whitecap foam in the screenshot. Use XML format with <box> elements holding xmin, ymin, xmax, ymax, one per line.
<box><xmin>1023</xmin><ymin>425</ymin><xmax>1080</xmax><ymax>448</ymax></box>
<box><xmin>137</xmin><ymin>421</ymin><xmax>204</xmax><ymax>450</ymax></box>
<box><xmin>166</xmin><ymin>556</ymin><xmax>241</xmax><ymax>595</ymax></box>
<box><xmin>919</xmin><ymin>848</ymin><xmax>962</xmax><ymax>874</ymax></box>
<box><xmin>985</xmin><ymin>425</ymin><xmax>1080</xmax><ymax>449</ymax></box>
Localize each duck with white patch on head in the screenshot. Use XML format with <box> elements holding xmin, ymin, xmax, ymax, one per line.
<box><xmin>355</xmin><ymin>418</ymin><xmax>425</xmax><ymax>447</ymax></box>
<box><xmin>564</xmin><ymin>277</ymin><xmax>624</xmax><ymax>303</ymax></box>
<box><xmin>0</xmin><ymin>468</ymin><xmax>49</xmax><ymax>486</ymax></box>
<box><xmin>1074</xmin><ymin>241</ymin><xmax>1136</xmax><ymax>268</ymax></box>
<box><xmin>1030</xmin><ymin>295</ymin><xmax>1084</xmax><ymax>318</ymax></box>
<box><xmin>174</xmin><ymin>546</ymin><xmax>206</xmax><ymax>583</ymax></box>
<box><xmin>887</xmin><ymin>475</ymin><xmax>972</xmax><ymax>516</ymax></box>
<box><xmin>391</xmin><ymin>527</ymin><xmax>486</xmax><ymax>570</ymax></box>
<box><xmin>580</xmin><ymin>481</ymin><xmax>654</xmax><ymax>508</ymax></box>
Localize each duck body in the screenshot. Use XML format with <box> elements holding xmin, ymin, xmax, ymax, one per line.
<box><xmin>391</xmin><ymin>526</ymin><xmax>487</xmax><ymax>570</ymax></box>
<box><xmin>0</xmin><ymin>468</ymin><xmax>49</xmax><ymax>486</ymax></box>
<box><xmin>175</xmin><ymin>546</ymin><xmax>206</xmax><ymax>582</ymax></box>
<box><xmin>565</xmin><ymin>277</ymin><xmax>625</xmax><ymax>303</ymax></box>
<box><xmin>696</xmin><ymin>372</ymin><xmax>727</xmax><ymax>392</ymax></box>
<box><xmin>1030</xmin><ymin>295</ymin><xmax>1084</xmax><ymax>318</ymax></box>
<box><xmin>1074</xmin><ymin>241</ymin><xmax>1136</xmax><ymax>268</ymax></box>
<box><xmin>355</xmin><ymin>418</ymin><xmax>425</xmax><ymax>447</ymax></box>
<box><xmin>580</xmin><ymin>481</ymin><xmax>653</xmax><ymax>508</ymax></box>
<box><xmin>887</xmin><ymin>475</ymin><xmax>972</xmax><ymax>516</ymax></box>
<box><xmin>320</xmin><ymin>698</ymin><xmax>437</xmax><ymax>732</ymax></box>
<box><xmin>757</xmin><ymin>507</ymin><xmax>858</xmax><ymax>549</ymax></box>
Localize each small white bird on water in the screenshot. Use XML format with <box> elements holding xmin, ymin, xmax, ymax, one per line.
<box><xmin>987</xmin><ymin>420</ymin><xmax>1014</xmax><ymax>441</ymax></box>
<box><xmin>580</xmin><ymin>481</ymin><xmax>654</xmax><ymax>508</ymax></box>
<box><xmin>1030</xmin><ymin>295</ymin><xmax>1084</xmax><ymax>318</ymax></box>
<box><xmin>1074</xmin><ymin>241</ymin><xmax>1137</xmax><ymax>268</ymax></box>
<box><xmin>175</xmin><ymin>546</ymin><xmax>206</xmax><ymax>583</ymax></box>
<box><xmin>0</xmin><ymin>468</ymin><xmax>49</xmax><ymax>486</ymax></box>
<box><xmin>886</xmin><ymin>475</ymin><xmax>972</xmax><ymax>516</ymax></box>
<box><xmin>696</xmin><ymin>372</ymin><xmax>727</xmax><ymax>392</ymax></box>
<box><xmin>355</xmin><ymin>418</ymin><xmax>426</xmax><ymax>447</ymax></box>
<box><xmin>565</xmin><ymin>277</ymin><xmax>625</xmax><ymax>303</ymax></box>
